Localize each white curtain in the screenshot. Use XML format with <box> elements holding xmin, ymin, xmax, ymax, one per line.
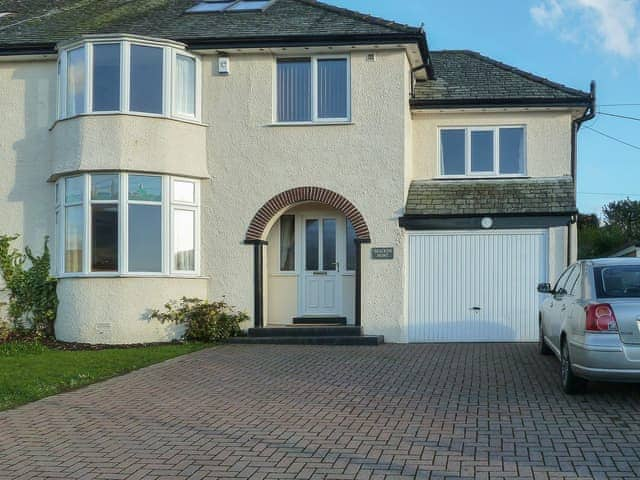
<box><xmin>175</xmin><ymin>55</ymin><xmax>195</xmax><ymax>116</ymax></box>
<box><xmin>174</xmin><ymin>209</ymin><xmax>195</xmax><ymax>271</ymax></box>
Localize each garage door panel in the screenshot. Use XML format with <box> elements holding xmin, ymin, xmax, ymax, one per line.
<box><xmin>408</xmin><ymin>230</ymin><xmax>548</xmax><ymax>342</ymax></box>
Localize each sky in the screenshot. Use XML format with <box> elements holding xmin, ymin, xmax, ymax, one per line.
<box><xmin>332</xmin><ymin>0</ymin><xmax>640</xmax><ymax>217</ymax></box>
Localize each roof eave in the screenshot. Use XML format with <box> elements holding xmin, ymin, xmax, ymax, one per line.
<box><xmin>410</xmin><ymin>97</ymin><xmax>592</xmax><ymax>109</ymax></box>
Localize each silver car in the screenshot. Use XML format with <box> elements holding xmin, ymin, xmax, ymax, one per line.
<box><xmin>538</xmin><ymin>258</ymin><xmax>640</xmax><ymax>393</ymax></box>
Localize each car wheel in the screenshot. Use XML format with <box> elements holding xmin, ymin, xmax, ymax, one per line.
<box><xmin>538</xmin><ymin>318</ymin><xmax>552</xmax><ymax>355</ymax></box>
<box><xmin>560</xmin><ymin>339</ymin><xmax>586</xmax><ymax>394</ymax></box>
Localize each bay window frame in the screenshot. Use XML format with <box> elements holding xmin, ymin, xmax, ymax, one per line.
<box><xmin>57</xmin><ymin>36</ymin><xmax>201</xmax><ymax>122</ymax></box>
<box><xmin>274</xmin><ymin>53</ymin><xmax>351</xmax><ymax>124</ymax></box>
<box><xmin>438</xmin><ymin>125</ymin><xmax>527</xmax><ymax>178</ymax></box>
<box><xmin>56</xmin><ymin>172</ymin><xmax>201</xmax><ymax>278</ymax></box>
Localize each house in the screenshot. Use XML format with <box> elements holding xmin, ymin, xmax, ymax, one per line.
<box><xmin>0</xmin><ymin>0</ymin><xmax>594</xmax><ymax>344</ymax></box>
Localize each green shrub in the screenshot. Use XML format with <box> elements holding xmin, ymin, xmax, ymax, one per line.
<box><xmin>0</xmin><ymin>235</ymin><xmax>58</xmax><ymax>338</ymax></box>
<box><xmin>151</xmin><ymin>297</ymin><xmax>246</xmax><ymax>342</ymax></box>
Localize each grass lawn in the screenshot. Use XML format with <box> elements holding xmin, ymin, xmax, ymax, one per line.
<box><xmin>0</xmin><ymin>341</ymin><xmax>210</xmax><ymax>411</ymax></box>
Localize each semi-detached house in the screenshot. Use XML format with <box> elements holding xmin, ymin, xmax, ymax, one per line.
<box><xmin>0</xmin><ymin>0</ymin><xmax>594</xmax><ymax>344</ymax></box>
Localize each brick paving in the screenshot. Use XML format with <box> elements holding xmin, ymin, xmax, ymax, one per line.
<box><xmin>2</xmin><ymin>344</ymin><xmax>640</xmax><ymax>479</ymax></box>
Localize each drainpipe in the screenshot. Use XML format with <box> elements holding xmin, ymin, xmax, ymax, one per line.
<box><xmin>568</xmin><ymin>81</ymin><xmax>596</xmax><ymax>265</ymax></box>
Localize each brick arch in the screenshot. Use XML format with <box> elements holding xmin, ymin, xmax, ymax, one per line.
<box><xmin>245</xmin><ymin>187</ymin><xmax>371</xmax><ymax>242</ymax></box>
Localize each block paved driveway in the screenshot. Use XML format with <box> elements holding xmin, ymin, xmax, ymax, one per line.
<box><xmin>2</xmin><ymin>344</ymin><xmax>640</xmax><ymax>479</ymax></box>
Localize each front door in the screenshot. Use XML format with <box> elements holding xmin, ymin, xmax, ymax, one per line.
<box><xmin>301</xmin><ymin>217</ymin><xmax>340</xmax><ymax>316</ymax></box>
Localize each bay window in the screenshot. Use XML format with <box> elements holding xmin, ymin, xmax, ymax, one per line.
<box><xmin>55</xmin><ymin>173</ymin><xmax>200</xmax><ymax>276</ymax></box>
<box><xmin>58</xmin><ymin>37</ymin><xmax>200</xmax><ymax>121</ymax></box>
<box><xmin>440</xmin><ymin>126</ymin><xmax>526</xmax><ymax>177</ymax></box>
<box><xmin>276</xmin><ymin>55</ymin><xmax>350</xmax><ymax>123</ymax></box>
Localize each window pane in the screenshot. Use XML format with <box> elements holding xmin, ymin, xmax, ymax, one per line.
<box><xmin>441</xmin><ymin>129</ymin><xmax>465</xmax><ymax>175</ymax></box>
<box><xmin>471</xmin><ymin>130</ymin><xmax>494</xmax><ymax>172</ymax></box>
<box><xmin>318</xmin><ymin>59</ymin><xmax>348</xmax><ymax>119</ymax></box>
<box><xmin>65</xmin><ymin>176</ymin><xmax>84</xmax><ymax>204</ymax></box>
<box><xmin>346</xmin><ymin>219</ymin><xmax>357</xmax><ymax>271</ymax></box>
<box><xmin>173</xmin><ymin>180</ymin><xmax>195</xmax><ymax>203</ymax></box>
<box><xmin>499</xmin><ymin>127</ymin><xmax>525</xmax><ymax>174</ymax></box>
<box><xmin>305</xmin><ymin>219</ymin><xmax>319</xmax><ymax>271</ymax></box>
<box><xmin>130</xmin><ymin>45</ymin><xmax>163</xmax><ymax>114</ymax></box>
<box><xmin>175</xmin><ymin>55</ymin><xmax>196</xmax><ymax>116</ymax></box>
<box><xmin>227</xmin><ymin>0</ymin><xmax>271</xmax><ymax>10</ymax></box>
<box><xmin>91</xmin><ymin>204</ymin><xmax>118</xmax><ymax>272</ymax></box>
<box><xmin>65</xmin><ymin>205</ymin><xmax>83</xmax><ymax>273</ymax></box>
<box><xmin>277</xmin><ymin>59</ymin><xmax>311</xmax><ymax>122</ymax></box>
<box><xmin>93</xmin><ymin>43</ymin><xmax>121</xmax><ymax>111</ymax></box>
<box><xmin>174</xmin><ymin>210</ymin><xmax>195</xmax><ymax>271</ymax></box>
<box><xmin>66</xmin><ymin>47</ymin><xmax>85</xmax><ymax>116</ymax></box>
<box><xmin>322</xmin><ymin>219</ymin><xmax>336</xmax><ymax>271</ymax></box>
<box><xmin>279</xmin><ymin>215</ymin><xmax>295</xmax><ymax>271</ymax></box>
<box><xmin>91</xmin><ymin>174</ymin><xmax>119</xmax><ymax>201</ymax></box>
<box><xmin>128</xmin><ymin>204</ymin><xmax>162</xmax><ymax>272</ymax></box>
<box><xmin>129</xmin><ymin>175</ymin><xmax>162</xmax><ymax>202</ymax></box>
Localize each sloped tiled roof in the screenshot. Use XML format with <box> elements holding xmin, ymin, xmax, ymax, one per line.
<box><xmin>405</xmin><ymin>177</ymin><xmax>576</xmax><ymax>216</ymax></box>
<box><xmin>413</xmin><ymin>50</ymin><xmax>590</xmax><ymax>107</ymax></box>
<box><xmin>0</xmin><ymin>0</ymin><xmax>424</xmax><ymax>51</ymax></box>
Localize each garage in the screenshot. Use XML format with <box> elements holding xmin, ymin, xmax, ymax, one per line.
<box><xmin>408</xmin><ymin>230</ymin><xmax>548</xmax><ymax>342</ymax></box>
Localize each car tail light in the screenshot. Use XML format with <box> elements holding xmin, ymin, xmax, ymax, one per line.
<box><xmin>585</xmin><ymin>303</ymin><xmax>618</xmax><ymax>332</ymax></box>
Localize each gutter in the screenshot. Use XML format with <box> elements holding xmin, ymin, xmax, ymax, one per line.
<box><xmin>0</xmin><ymin>32</ymin><xmax>435</xmax><ymax>78</ymax></box>
<box><xmin>568</xmin><ymin>80</ymin><xmax>596</xmax><ymax>265</ymax></box>
<box><xmin>410</xmin><ymin>97</ymin><xmax>592</xmax><ymax>110</ymax></box>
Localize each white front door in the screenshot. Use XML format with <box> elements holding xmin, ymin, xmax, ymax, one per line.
<box><xmin>301</xmin><ymin>217</ymin><xmax>340</xmax><ymax>316</ymax></box>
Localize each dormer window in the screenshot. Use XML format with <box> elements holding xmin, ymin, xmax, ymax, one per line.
<box><xmin>57</xmin><ymin>36</ymin><xmax>201</xmax><ymax>122</ymax></box>
<box><xmin>187</xmin><ymin>0</ymin><xmax>272</xmax><ymax>13</ymax></box>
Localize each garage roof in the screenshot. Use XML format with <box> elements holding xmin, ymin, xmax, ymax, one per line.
<box><xmin>405</xmin><ymin>177</ymin><xmax>576</xmax><ymax>216</ymax></box>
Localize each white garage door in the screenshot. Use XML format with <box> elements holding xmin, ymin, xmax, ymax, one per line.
<box><xmin>408</xmin><ymin>230</ymin><xmax>548</xmax><ymax>342</ymax></box>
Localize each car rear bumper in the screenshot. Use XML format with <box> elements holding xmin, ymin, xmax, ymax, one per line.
<box><xmin>570</xmin><ymin>336</ymin><xmax>640</xmax><ymax>382</ymax></box>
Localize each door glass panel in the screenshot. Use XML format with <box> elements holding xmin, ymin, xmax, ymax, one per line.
<box><xmin>346</xmin><ymin>219</ymin><xmax>357</xmax><ymax>271</ymax></box>
<box><xmin>322</xmin><ymin>219</ymin><xmax>336</xmax><ymax>271</ymax></box>
<box><xmin>305</xmin><ymin>219</ymin><xmax>319</xmax><ymax>271</ymax></box>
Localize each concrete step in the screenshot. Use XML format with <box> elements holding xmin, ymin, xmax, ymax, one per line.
<box><xmin>248</xmin><ymin>326</ymin><xmax>362</xmax><ymax>337</ymax></box>
<box><xmin>293</xmin><ymin>316</ymin><xmax>347</xmax><ymax>326</ymax></box>
<box><xmin>229</xmin><ymin>335</ymin><xmax>384</xmax><ymax>346</ymax></box>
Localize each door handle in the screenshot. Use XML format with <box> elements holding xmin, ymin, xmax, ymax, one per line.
<box><xmin>560</xmin><ymin>305</ymin><xmax>567</xmax><ymax>312</ymax></box>
<box><xmin>469</xmin><ymin>307</ymin><xmax>482</xmax><ymax>311</ymax></box>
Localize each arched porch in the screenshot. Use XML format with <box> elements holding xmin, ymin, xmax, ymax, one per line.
<box><xmin>245</xmin><ymin>187</ymin><xmax>371</xmax><ymax>328</ymax></box>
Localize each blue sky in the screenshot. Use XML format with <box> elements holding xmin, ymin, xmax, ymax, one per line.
<box><xmin>332</xmin><ymin>0</ymin><xmax>640</xmax><ymax>217</ymax></box>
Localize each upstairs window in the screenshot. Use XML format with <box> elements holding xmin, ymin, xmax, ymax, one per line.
<box><xmin>276</xmin><ymin>55</ymin><xmax>350</xmax><ymax>123</ymax></box>
<box><xmin>440</xmin><ymin>126</ymin><xmax>526</xmax><ymax>177</ymax></box>
<box><xmin>187</xmin><ymin>1</ymin><xmax>272</xmax><ymax>12</ymax></box>
<box><xmin>58</xmin><ymin>38</ymin><xmax>200</xmax><ymax>121</ymax></box>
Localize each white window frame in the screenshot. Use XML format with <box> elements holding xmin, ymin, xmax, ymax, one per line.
<box><xmin>55</xmin><ymin>172</ymin><xmax>201</xmax><ymax>278</ymax></box>
<box><xmin>57</xmin><ymin>37</ymin><xmax>202</xmax><ymax>122</ymax></box>
<box><xmin>274</xmin><ymin>54</ymin><xmax>351</xmax><ymax>124</ymax></box>
<box><xmin>438</xmin><ymin>126</ymin><xmax>527</xmax><ymax>178</ymax></box>
<box><xmin>170</xmin><ymin>177</ymin><xmax>201</xmax><ymax>276</ymax></box>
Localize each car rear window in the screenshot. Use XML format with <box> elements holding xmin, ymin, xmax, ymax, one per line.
<box><xmin>594</xmin><ymin>266</ymin><xmax>640</xmax><ymax>298</ymax></box>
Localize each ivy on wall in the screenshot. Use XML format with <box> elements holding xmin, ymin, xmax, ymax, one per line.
<box><xmin>0</xmin><ymin>235</ymin><xmax>58</xmax><ymax>337</ymax></box>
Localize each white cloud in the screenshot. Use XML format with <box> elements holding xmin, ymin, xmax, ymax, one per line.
<box><xmin>530</xmin><ymin>0</ymin><xmax>640</xmax><ymax>58</ymax></box>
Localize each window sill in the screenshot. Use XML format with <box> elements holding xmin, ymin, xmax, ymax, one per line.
<box><xmin>56</xmin><ymin>274</ymin><xmax>209</xmax><ymax>280</ymax></box>
<box><xmin>50</xmin><ymin>112</ymin><xmax>208</xmax><ymax>131</ymax></box>
<box><xmin>266</xmin><ymin>121</ymin><xmax>354</xmax><ymax>127</ymax></box>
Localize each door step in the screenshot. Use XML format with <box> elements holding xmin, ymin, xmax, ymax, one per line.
<box><xmin>248</xmin><ymin>326</ymin><xmax>361</xmax><ymax>337</ymax></box>
<box><xmin>293</xmin><ymin>316</ymin><xmax>347</xmax><ymax>326</ymax></box>
<box><xmin>229</xmin><ymin>335</ymin><xmax>384</xmax><ymax>346</ymax></box>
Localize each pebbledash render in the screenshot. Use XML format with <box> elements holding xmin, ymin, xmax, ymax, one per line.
<box><xmin>0</xmin><ymin>0</ymin><xmax>594</xmax><ymax>344</ymax></box>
